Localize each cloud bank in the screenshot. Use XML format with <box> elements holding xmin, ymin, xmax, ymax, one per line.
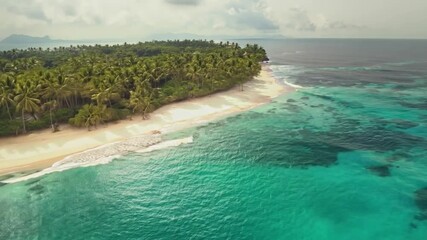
<box><xmin>0</xmin><ymin>0</ymin><xmax>425</xmax><ymax>40</ymax></box>
<box><xmin>165</xmin><ymin>0</ymin><xmax>203</xmax><ymax>6</ymax></box>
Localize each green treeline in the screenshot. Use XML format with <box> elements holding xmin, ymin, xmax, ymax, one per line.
<box><xmin>0</xmin><ymin>40</ymin><xmax>268</xmax><ymax>136</ymax></box>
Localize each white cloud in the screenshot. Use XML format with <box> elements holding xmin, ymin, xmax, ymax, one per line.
<box><xmin>165</xmin><ymin>0</ymin><xmax>203</xmax><ymax>6</ymax></box>
<box><xmin>285</xmin><ymin>8</ymin><xmax>316</xmax><ymax>32</ymax></box>
<box><xmin>222</xmin><ymin>0</ymin><xmax>278</xmax><ymax>32</ymax></box>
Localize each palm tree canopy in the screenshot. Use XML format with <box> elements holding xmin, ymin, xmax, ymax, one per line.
<box><xmin>0</xmin><ymin>40</ymin><xmax>267</xmax><ymax>135</ymax></box>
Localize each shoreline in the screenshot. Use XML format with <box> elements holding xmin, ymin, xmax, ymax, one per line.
<box><xmin>0</xmin><ymin>66</ymin><xmax>291</xmax><ymax>178</ymax></box>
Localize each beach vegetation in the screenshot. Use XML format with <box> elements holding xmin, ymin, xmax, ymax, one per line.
<box><xmin>0</xmin><ymin>40</ymin><xmax>266</xmax><ymax>136</ymax></box>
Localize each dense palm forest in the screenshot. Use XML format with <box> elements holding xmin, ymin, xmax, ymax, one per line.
<box><xmin>0</xmin><ymin>40</ymin><xmax>268</xmax><ymax>136</ymax></box>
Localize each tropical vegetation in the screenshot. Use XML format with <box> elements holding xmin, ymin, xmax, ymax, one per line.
<box><xmin>0</xmin><ymin>40</ymin><xmax>268</xmax><ymax>136</ymax></box>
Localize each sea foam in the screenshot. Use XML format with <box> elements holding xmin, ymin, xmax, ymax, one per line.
<box><xmin>283</xmin><ymin>80</ymin><xmax>304</xmax><ymax>89</ymax></box>
<box><xmin>2</xmin><ymin>134</ymin><xmax>193</xmax><ymax>184</ymax></box>
<box><xmin>136</xmin><ymin>136</ymin><xmax>193</xmax><ymax>153</ymax></box>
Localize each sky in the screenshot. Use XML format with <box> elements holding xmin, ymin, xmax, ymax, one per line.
<box><xmin>0</xmin><ymin>0</ymin><xmax>426</xmax><ymax>40</ymax></box>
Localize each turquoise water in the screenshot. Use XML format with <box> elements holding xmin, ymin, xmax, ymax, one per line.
<box><xmin>1</xmin><ymin>39</ymin><xmax>427</xmax><ymax>239</ymax></box>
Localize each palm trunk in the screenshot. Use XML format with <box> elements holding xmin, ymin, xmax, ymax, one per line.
<box><xmin>21</xmin><ymin>110</ymin><xmax>26</xmax><ymax>133</ymax></box>
<box><xmin>6</xmin><ymin>102</ymin><xmax>12</xmax><ymax>120</ymax></box>
<box><xmin>74</xmin><ymin>93</ymin><xmax>78</xmax><ymax>107</ymax></box>
<box><xmin>49</xmin><ymin>108</ymin><xmax>53</xmax><ymax>127</ymax></box>
<box><xmin>65</xmin><ymin>97</ymin><xmax>71</xmax><ymax>108</ymax></box>
<box><xmin>143</xmin><ymin>102</ymin><xmax>151</xmax><ymax>120</ymax></box>
<box><xmin>56</xmin><ymin>97</ymin><xmax>61</xmax><ymax>108</ymax></box>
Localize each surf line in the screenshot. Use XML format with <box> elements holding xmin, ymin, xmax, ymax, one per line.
<box><xmin>2</xmin><ymin>135</ymin><xmax>194</xmax><ymax>184</ymax></box>
<box><xmin>283</xmin><ymin>80</ymin><xmax>304</xmax><ymax>89</ymax></box>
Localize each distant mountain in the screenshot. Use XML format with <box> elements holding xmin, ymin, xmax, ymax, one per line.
<box><xmin>147</xmin><ymin>33</ymin><xmax>287</xmax><ymax>41</ymax></box>
<box><xmin>0</xmin><ymin>34</ymin><xmax>117</xmax><ymax>51</ymax></box>
<box><xmin>148</xmin><ymin>33</ymin><xmax>206</xmax><ymax>41</ymax></box>
<box><xmin>0</xmin><ymin>34</ymin><xmax>59</xmax><ymax>44</ymax></box>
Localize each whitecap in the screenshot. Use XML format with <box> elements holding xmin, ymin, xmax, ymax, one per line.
<box><xmin>136</xmin><ymin>136</ymin><xmax>193</xmax><ymax>154</ymax></box>
<box><xmin>283</xmin><ymin>80</ymin><xmax>304</xmax><ymax>89</ymax></box>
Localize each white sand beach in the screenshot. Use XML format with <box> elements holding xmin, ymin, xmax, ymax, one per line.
<box><xmin>0</xmin><ymin>66</ymin><xmax>290</xmax><ymax>176</ymax></box>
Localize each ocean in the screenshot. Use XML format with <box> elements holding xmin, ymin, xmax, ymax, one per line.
<box><xmin>1</xmin><ymin>39</ymin><xmax>427</xmax><ymax>239</ymax></box>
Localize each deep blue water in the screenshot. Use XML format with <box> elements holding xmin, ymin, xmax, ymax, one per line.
<box><xmin>1</xmin><ymin>39</ymin><xmax>427</xmax><ymax>239</ymax></box>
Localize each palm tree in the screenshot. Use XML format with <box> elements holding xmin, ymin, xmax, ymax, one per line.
<box><xmin>69</xmin><ymin>104</ymin><xmax>108</xmax><ymax>130</ymax></box>
<box><xmin>42</xmin><ymin>70</ymin><xmax>72</xmax><ymax>108</ymax></box>
<box><xmin>129</xmin><ymin>83</ymin><xmax>154</xmax><ymax>119</ymax></box>
<box><xmin>91</xmin><ymin>89</ymin><xmax>108</xmax><ymax>107</ymax></box>
<box><xmin>14</xmin><ymin>82</ymin><xmax>41</xmax><ymax>133</ymax></box>
<box><xmin>67</xmin><ymin>74</ymin><xmax>84</xmax><ymax>107</ymax></box>
<box><xmin>55</xmin><ymin>69</ymin><xmax>72</xmax><ymax>107</ymax></box>
<box><xmin>142</xmin><ymin>94</ymin><xmax>154</xmax><ymax>119</ymax></box>
<box><xmin>130</xmin><ymin>88</ymin><xmax>146</xmax><ymax>119</ymax></box>
<box><xmin>42</xmin><ymin>100</ymin><xmax>58</xmax><ymax>131</ymax></box>
<box><xmin>0</xmin><ymin>80</ymin><xmax>15</xmax><ymax>120</ymax></box>
<box><xmin>88</xmin><ymin>104</ymin><xmax>107</xmax><ymax>129</ymax></box>
<box><xmin>185</xmin><ymin>63</ymin><xmax>202</xmax><ymax>90</ymax></box>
